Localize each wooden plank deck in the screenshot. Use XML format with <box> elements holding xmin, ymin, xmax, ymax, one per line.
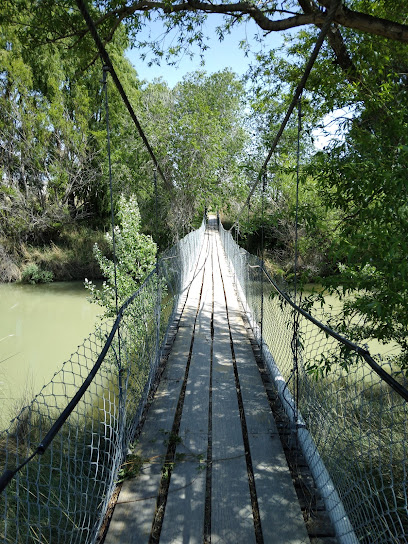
<box><xmin>105</xmin><ymin>218</ymin><xmax>310</xmax><ymax>544</ymax></box>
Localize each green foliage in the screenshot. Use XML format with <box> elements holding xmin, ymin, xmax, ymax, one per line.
<box><xmin>1</xmin><ymin>0</ymin><xmax>406</xmax><ymax>373</ymax></box>
<box><xmin>243</xmin><ymin>2</ymin><xmax>408</xmax><ymax>371</ymax></box>
<box><xmin>163</xmin><ymin>430</ymin><xmax>182</xmax><ymax>448</ymax></box>
<box><xmin>312</xmin><ymin>125</ymin><xmax>408</xmax><ymax>368</ymax></box>
<box><xmin>0</xmin><ymin>3</ymin><xmax>141</xmax><ymax>249</ymax></box>
<box><xmin>170</xmin><ymin>70</ymin><xmax>248</xmax><ymax>215</ymax></box>
<box><xmin>0</xmin><ymin>1</ymin><xmax>249</xmax><ymax>253</ymax></box>
<box><xmin>85</xmin><ymin>195</ymin><xmax>157</xmax><ymax>315</ymax></box>
<box><xmin>300</xmin><ymin>24</ymin><xmax>408</xmax><ymax>369</ymax></box>
<box><xmin>20</xmin><ymin>263</ymin><xmax>53</xmax><ymax>284</ymax></box>
<box><xmin>117</xmin><ymin>446</ymin><xmax>146</xmax><ymax>483</ymax></box>
<box><xmin>131</xmin><ymin>70</ymin><xmax>249</xmax><ymax>238</ymax></box>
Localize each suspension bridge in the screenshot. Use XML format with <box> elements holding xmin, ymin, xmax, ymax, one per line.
<box><xmin>1</xmin><ymin>216</ymin><xmax>407</xmax><ymax>544</ymax></box>
<box><xmin>1</xmin><ymin>1</ymin><xmax>408</xmax><ymax>542</ymax></box>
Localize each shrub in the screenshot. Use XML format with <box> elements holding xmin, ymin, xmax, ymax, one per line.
<box><xmin>21</xmin><ymin>263</ymin><xmax>53</xmax><ymax>284</ymax></box>
<box><xmin>85</xmin><ymin>195</ymin><xmax>157</xmax><ymax>316</ymax></box>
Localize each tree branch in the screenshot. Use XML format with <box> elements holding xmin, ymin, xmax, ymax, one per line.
<box><xmin>297</xmin><ymin>0</ymin><xmax>360</xmax><ymax>84</ymax></box>
<box><xmin>93</xmin><ymin>0</ymin><xmax>408</xmax><ymax>44</ymax></box>
<box><xmin>95</xmin><ymin>1</ymin><xmax>321</xmax><ymax>33</ymax></box>
<box><xmin>329</xmin><ymin>2</ymin><xmax>408</xmax><ymax>43</ymax></box>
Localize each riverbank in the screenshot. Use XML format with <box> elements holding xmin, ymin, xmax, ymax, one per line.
<box><xmin>0</xmin><ymin>226</ymin><xmax>111</xmax><ymax>283</ymax></box>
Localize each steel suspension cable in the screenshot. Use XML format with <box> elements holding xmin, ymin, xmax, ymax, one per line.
<box><xmin>233</xmin><ymin>0</ymin><xmax>341</xmax><ymax>228</ymax></box>
<box><xmin>75</xmin><ymin>0</ymin><xmax>172</xmax><ymax>192</ymax></box>
<box><xmin>292</xmin><ymin>95</ymin><xmax>302</xmax><ymax>423</ymax></box>
<box><xmin>103</xmin><ymin>63</ymin><xmax>123</xmax><ymax>412</ymax></box>
<box><xmin>262</xmin><ymin>267</ymin><xmax>408</xmax><ymax>403</ymax></box>
<box><xmin>260</xmin><ymin>171</ymin><xmax>266</xmax><ymax>363</ymax></box>
<box><xmin>103</xmin><ymin>66</ymin><xmax>119</xmax><ymax>318</ymax></box>
<box><xmin>294</xmin><ymin>96</ymin><xmax>302</xmax><ymax>308</ymax></box>
<box><xmin>154</xmin><ymin>168</ymin><xmax>161</xmax><ymax>361</ymax></box>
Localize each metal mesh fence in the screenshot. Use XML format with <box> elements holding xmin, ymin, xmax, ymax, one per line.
<box><xmin>219</xmin><ymin>220</ymin><xmax>408</xmax><ymax>544</ymax></box>
<box><xmin>0</xmin><ymin>219</ymin><xmax>206</xmax><ymax>544</ymax></box>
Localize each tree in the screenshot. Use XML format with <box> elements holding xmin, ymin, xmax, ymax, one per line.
<box><xmin>7</xmin><ymin>2</ymin><xmax>408</xmax><ymax>112</ymax></box>
<box><xmin>1</xmin><ymin>0</ymin><xmax>250</xmax><ymax>251</ymax></box>
<box><xmin>0</xmin><ymin>7</ymin><xmax>107</xmax><ymax>246</ymax></box>
<box><xmin>2</xmin><ymin>0</ymin><xmax>408</xmax><ymax>370</ymax></box>
<box><xmin>103</xmin><ymin>70</ymin><xmax>249</xmax><ymax>240</ymax></box>
<box><xmin>237</xmin><ymin>2</ymin><xmax>408</xmax><ymax>369</ymax></box>
<box><xmin>165</xmin><ymin>70</ymin><xmax>248</xmax><ymax>233</ymax></box>
<box><xmin>309</xmin><ymin>91</ymin><xmax>408</xmax><ymax>370</ymax></box>
<box><xmin>26</xmin><ymin>1</ymin><xmax>408</xmax><ymax>54</ymax></box>
<box><xmin>0</xmin><ymin>3</ymin><xmax>149</xmax><ymax>249</ymax></box>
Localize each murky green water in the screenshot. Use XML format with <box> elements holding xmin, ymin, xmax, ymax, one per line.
<box><xmin>0</xmin><ymin>282</ymin><xmax>102</xmax><ymax>428</ymax></box>
<box><xmin>262</xmin><ymin>283</ymin><xmax>400</xmax><ymax>381</ymax></box>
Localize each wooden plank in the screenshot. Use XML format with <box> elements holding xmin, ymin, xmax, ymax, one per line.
<box><xmin>246</xmin><ymin>432</ymin><xmax>311</xmax><ymax>544</ymax></box>
<box><xmin>159</xmin><ymin>254</ymin><xmax>212</xmax><ymax>544</ymax></box>
<box><xmin>107</xmin><ymin>227</ymin><xmax>311</xmax><ymax>544</ymax></box>
<box><xmin>211</xmin><ymin>235</ymin><xmax>256</xmax><ymax>544</ymax></box>
<box><xmin>105</xmin><ymin>326</ymin><xmax>193</xmax><ymax>544</ymax></box>
<box><xmin>159</xmin><ymin>461</ymin><xmax>207</xmax><ymax>544</ymax></box>
<box><xmin>222</xmin><ymin>260</ymin><xmax>310</xmax><ymax>543</ymax></box>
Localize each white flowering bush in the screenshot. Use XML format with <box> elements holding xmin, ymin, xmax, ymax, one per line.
<box><xmin>85</xmin><ymin>195</ymin><xmax>157</xmax><ymax>317</ymax></box>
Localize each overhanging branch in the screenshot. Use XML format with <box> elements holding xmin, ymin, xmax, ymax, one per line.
<box><xmin>92</xmin><ymin>1</ymin><xmax>408</xmax><ymax>45</ymax></box>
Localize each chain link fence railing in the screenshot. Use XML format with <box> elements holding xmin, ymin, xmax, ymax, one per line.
<box><xmin>0</xmin><ymin>219</ymin><xmax>206</xmax><ymax>544</ymax></box>
<box><xmin>219</xmin><ymin>220</ymin><xmax>408</xmax><ymax>544</ymax></box>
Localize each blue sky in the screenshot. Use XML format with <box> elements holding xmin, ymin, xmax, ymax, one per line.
<box><xmin>126</xmin><ymin>14</ymin><xmax>284</xmax><ymax>87</ymax></box>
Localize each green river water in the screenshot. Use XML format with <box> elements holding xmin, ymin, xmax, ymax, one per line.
<box><xmin>0</xmin><ymin>282</ymin><xmax>102</xmax><ymax>429</ymax></box>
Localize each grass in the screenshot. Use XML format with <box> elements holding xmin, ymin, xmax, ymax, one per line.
<box><xmin>19</xmin><ymin>226</ymin><xmax>111</xmax><ymax>282</ymax></box>
<box><xmin>0</xmin><ymin>240</ymin><xmax>21</xmax><ymax>282</ymax></box>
